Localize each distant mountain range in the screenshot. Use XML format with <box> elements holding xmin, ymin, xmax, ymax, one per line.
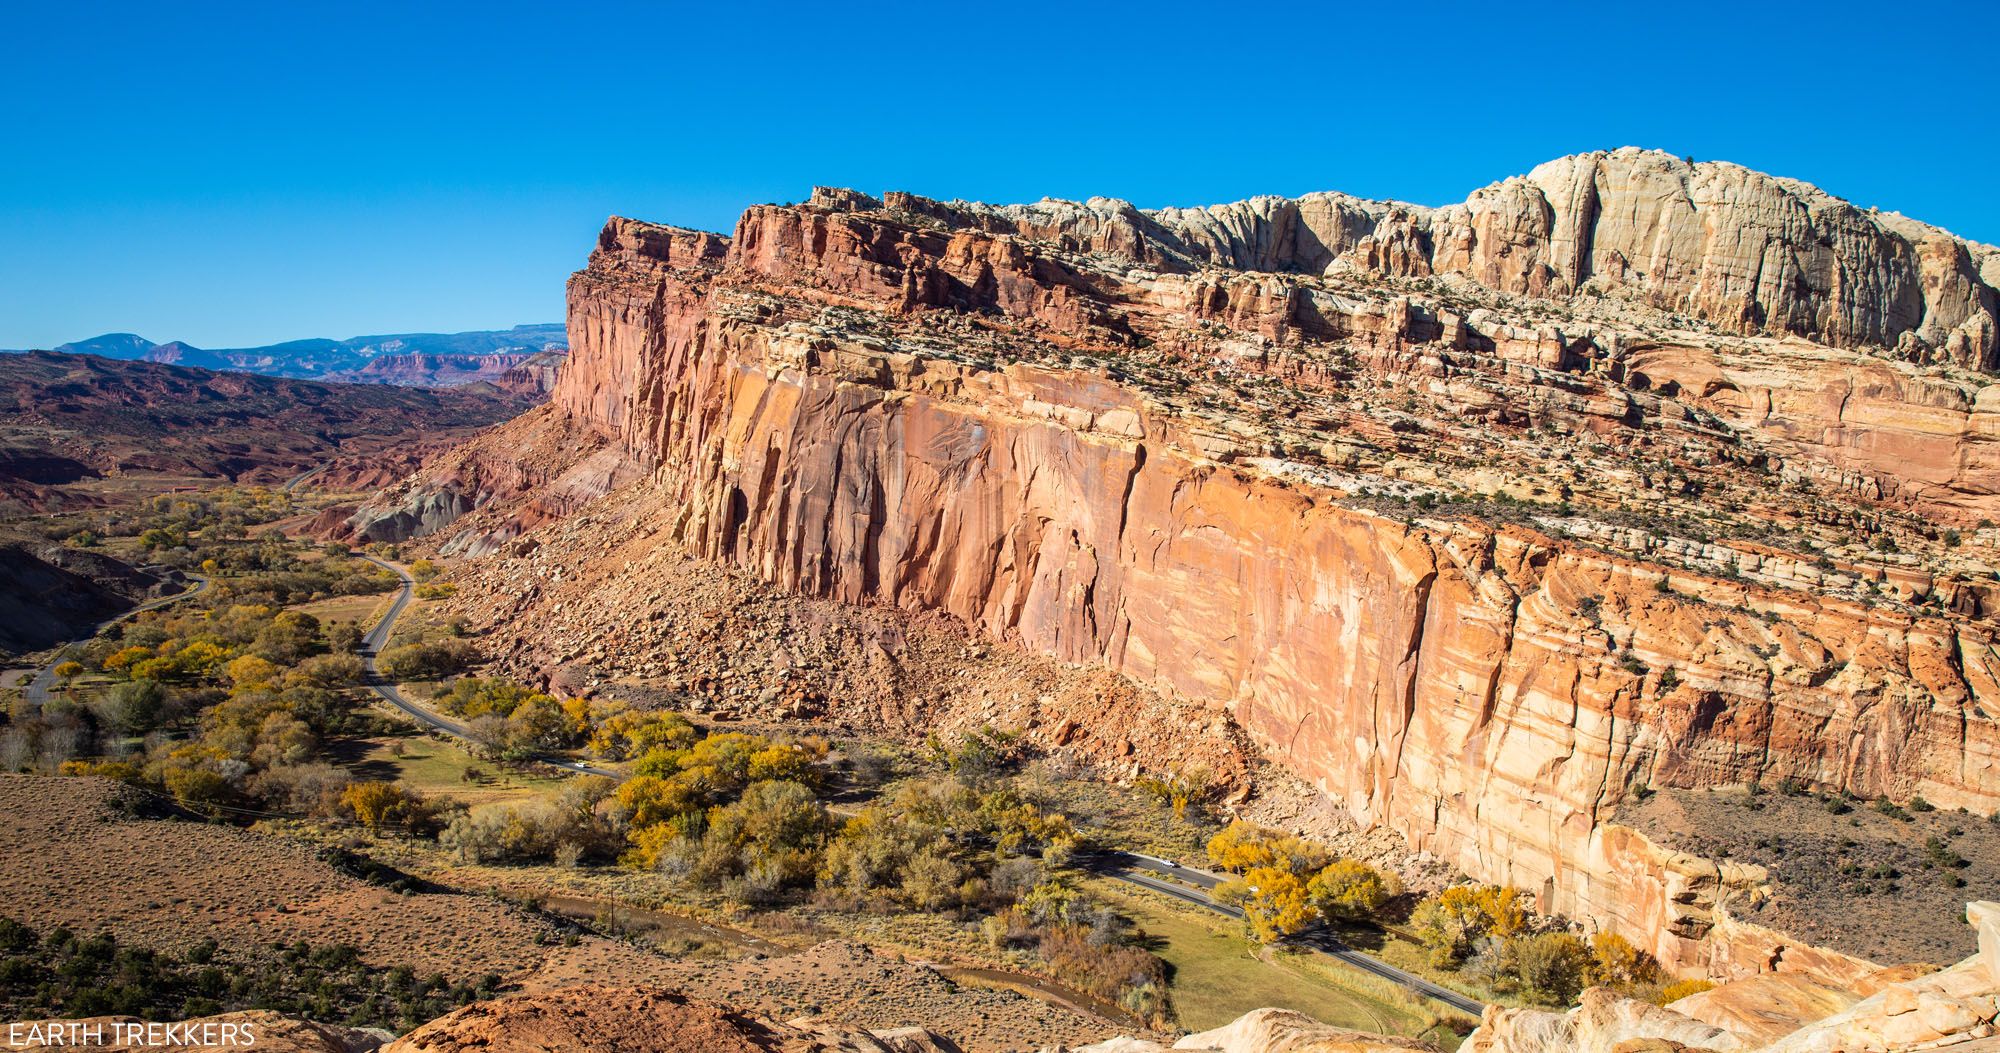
<box><xmin>2</xmin><ymin>324</ymin><xmax>568</xmax><ymax>388</ymax></box>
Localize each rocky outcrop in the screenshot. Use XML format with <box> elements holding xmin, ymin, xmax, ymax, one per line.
<box><xmin>1614</xmin><ymin>340</ymin><xmax>2000</xmax><ymax>518</ymax></box>
<box><xmin>0</xmin><ymin>541</ymin><xmax>162</xmax><ymax>658</ymax></box>
<box><xmin>383</xmin><ymin>984</ymin><xmax>956</xmax><ymax>1053</ymax></box>
<box><xmin>867</xmin><ymin>148</ymin><xmax>1998</xmax><ymax>369</ymax></box>
<box><xmin>1464</xmin><ymin>987</ymin><xmax>1748</xmax><ymax>1053</ymax></box>
<box><xmin>1465</xmin><ymin>902</ymin><xmax>2000</xmax><ymax>1053</ymax></box>
<box><xmin>1050</xmin><ymin>1007</ymin><xmax>1429</xmax><ymax>1052</ymax></box>
<box><xmin>491</xmin><ymin>348</ymin><xmax>568</xmax><ymax>397</ymax></box>
<box><xmin>1671</xmin><ymin>975</ymin><xmax>1861</xmax><ymax>1046</ymax></box>
<box><xmin>348</xmin><ymin>404</ymin><xmax>636</xmax><ymax>553</ymax></box>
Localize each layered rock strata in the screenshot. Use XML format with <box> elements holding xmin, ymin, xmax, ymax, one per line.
<box><xmin>905</xmin><ymin>147</ymin><xmax>2000</xmax><ymax>369</ymax></box>
<box><xmin>1464</xmin><ymin>902</ymin><xmax>2000</xmax><ymax>1053</ymax></box>
<box><xmin>370</xmin><ymin>154</ymin><xmax>2000</xmax><ymax>981</ymax></box>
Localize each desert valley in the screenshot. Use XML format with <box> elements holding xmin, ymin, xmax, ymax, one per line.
<box><xmin>6</xmin><ymin>145</ymin><xmax>2000</xmax><ymax>1053</ymax></box>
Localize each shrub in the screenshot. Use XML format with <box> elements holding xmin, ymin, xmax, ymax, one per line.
<box><xmin>246</xmin><ymin>763</ymin><xmax>351</xmax><ymax>816</ymax></box>
<box><xmin>1514</xmin><ymin>931</ymin><xmax>1593</xmax><ymax>1005</ymax></box>
<box><xmin>340</xmin><ymin>781</ymin><xmax>440</xmax><ymax>836</ymax></box>
<box><xmin>292</xmin><ymin>653</ymin><xmax>364</xmax><ymax>688</ymax></box>
<box><xmin>1204</xmin><ymin>820</ymin><xmax>1328</xmax><ymax>875</ymax></box>
<box><xmin>587</xmin><ymin>709</ymin><xmax>697</xmax><ymax>760</ymax></box>
<box><xmin>97</xmin><ymin>679</ymin><xmax>167</xmax><ymax>733</ymax></box>
<box><xmin>376</xmin><ymin>640</ymin><xmax>477</xmax><ymax>681</ymax></box>
<box><xmin>441</xmin><ymin>791</ymin><xmax>615</xmax><ymax>865</ymax></box>
<box><xmin>1588</xmin><ymin>931</ymin><xmax>1660</xmax><ymax>989</ymax></box>
<box><xmin>1658</xmin><ymin>978</ymin><xmax>1714</xmax><ymax>1003</ymax></box>
<box><xmin>1133</xmin><ymin>767</ymin><xmax>1212</xmax><ymax>820</ymax></box>
<box><xmin>0</xmin><ymin>918</ymin><xmax>485</xmax><ymax>1030</ymax></box>
<box><xmin>656</xmin><ymin>780</ymin><xmax>829</xmax><ymax>903</ymax></box>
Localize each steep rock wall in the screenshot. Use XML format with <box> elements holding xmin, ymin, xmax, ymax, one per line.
<box><xmin>549</xmin><ymin>210</ymin><xmax>2000</xmax><ymax>980</ymax></box>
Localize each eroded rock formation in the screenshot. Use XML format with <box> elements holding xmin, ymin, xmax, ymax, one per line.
<box><xmin>1050</xmin><ymin>1007</ymin><xmax>1431</xmax><ymax>1052</ymax></box>
<box><xmin>367</xmin><ymin>153</ymin><xmax>2000</xmax><ymax>983</ymax></box>
<box><xmin>882</xmin><ymin>148</ymin><xmax>2000</xmax><ymax>369</ymax></box>
<box><xmin>1464</xmin><ymin>902</ymin><xmax>2000</xmax><ymax>1053</ymax></box>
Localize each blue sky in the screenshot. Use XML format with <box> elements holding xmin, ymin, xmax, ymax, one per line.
<box><xmin>3</xmin><ymin>0</ymin><xmax>1995</xmax><ymax>349</ymax></box>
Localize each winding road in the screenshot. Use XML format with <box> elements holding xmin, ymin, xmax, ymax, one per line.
<box><xmin>350</xmin><ymin>557</ymin><xmax>1485</xmax><ymax>1019</ymax></box>
<box><xmin>355</xmin><ymin>555</ymin><xmax>621</xmax><ymax>779</ymax></box>
<box><xmin>281</xmin><ymin>464</ymin><xmax>330</xmax><ymax>493</ymax></box>
<box><xmin>23</xmin><ymin>573</ymin><xmax>210</xmax><ymax>710</ymax></box>
<box><xmin>1104</xmin><ymin>853</ymin><xmax>1488</xmax><ymax>1018</ymax></box>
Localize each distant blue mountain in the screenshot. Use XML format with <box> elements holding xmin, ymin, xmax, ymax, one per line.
<box><xmin>47</xmin><ymin>333</ymin><xmax>160</xmax><ymax>360</ymax></box>
<box><xmin>8</xmin><ymin>324</ymin><xmax>568</xmax><ymax>384</ymax></box>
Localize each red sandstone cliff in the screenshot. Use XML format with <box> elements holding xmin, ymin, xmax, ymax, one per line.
<box><xmin>365</xmin><ymin>155</ymin><xmax>2000</xmax><ymax>981</ymax></box>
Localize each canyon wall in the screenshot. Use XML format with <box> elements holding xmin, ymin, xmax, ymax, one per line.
<box><xmin>538</xmin><ymin>186</ymin><xmax>2000</xmax><ymax>978</ymax></box>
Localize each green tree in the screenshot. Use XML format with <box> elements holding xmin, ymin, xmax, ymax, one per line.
<box><xmin>1514</xmin><ymin>931</ymin><xmax>1594</xmax><ymax>1006</ymax></box>
<box><xmin>377</xmin><ymin>640</ymin><xmax>477</xmax><ymax>681</ymax></box>
<box><xmin>98</xmin><ymin>679</ymin><xmax>166</xmax><ymax>734</ymax></box>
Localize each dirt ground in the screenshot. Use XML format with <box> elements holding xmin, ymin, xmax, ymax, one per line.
<box><xmin>0</xmin><ymin>775</ymin><xmax>1125</xmax><ymax>1051</ymax></box>
<box><xmin>656</xmin><ymin>940</ymin><xmax>1112</xmax><ymax>1052</ymax></box>
<box><xmin>1625</xmin><ymin>786</ymin><xmax>2000</xmax><ymax>966</ymax></box>
<box><xmin>0</xmin><ymin>774</ymin><xmax>675</xmax><ymax>987</ymax></box>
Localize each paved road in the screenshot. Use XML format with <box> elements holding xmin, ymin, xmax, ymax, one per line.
<box><xmin>345</xmin><ymin>563</ymin><xmax>1479</xmax><ymax>1018</ymax></box>
<box><xmin>281</xmin><ymin>464</ymin><xmax>329</xmax><ymax>493</ymax></box>
<box><xmin>356</xmin><ymin>555</ymin><xmax>622</xmax><ymax>779</ymax></box>
<box><xmin>24</xmin><ymin>574</ymin><xmax>210</xmax><ymax>710</ymax></box>
<box><xmin>1103</xmin><ymin>852</ymin><xmax>1488</xmax><ymax>1018</ymax></box>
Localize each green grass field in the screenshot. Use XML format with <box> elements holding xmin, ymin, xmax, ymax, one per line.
<box><xmin>337</xmin><ymin>731</ymin><xmax>573</xmax><ymax>805</ymax></box>
<box><xmin>1087</xmin><ymin>880</ymin><xmax>1439</xmax><ymax>1040</ymax></box>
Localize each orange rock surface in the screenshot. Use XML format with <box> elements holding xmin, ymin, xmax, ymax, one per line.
<box><xmin>369</xmin><ymin>155</ymin><xmax>2000</xmax><ymax>983</ymax></box>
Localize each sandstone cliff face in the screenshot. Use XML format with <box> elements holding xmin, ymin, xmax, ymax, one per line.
<box><xmin>361</xmin><ymin>154</ymin><xmax>2000</xmax><ymax>988</ymax></box>
<box><xmin>530</xmin><ymin>184</ymin><xmax>2000</xmax><ymax>981</ymax></box>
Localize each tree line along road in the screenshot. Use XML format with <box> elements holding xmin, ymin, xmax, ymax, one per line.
<box><xmin>24</xmin><ymin>574</ymin><xmax>211</xmax><ymax>711</ymax></box>
<box><xmin>355</xmin><ymin>555</ymin><xmax>621</xmax><ymax>779</ymax></box>
<box><xmin>354</xmin><ymin>557</ymin><xmax>1488</xmax><ymax>1018</ymax></box>
<box><xmin>1101</xmin><ymin>853</ymin><xmax>1488</xmax><ymax>1018</ymax></box>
